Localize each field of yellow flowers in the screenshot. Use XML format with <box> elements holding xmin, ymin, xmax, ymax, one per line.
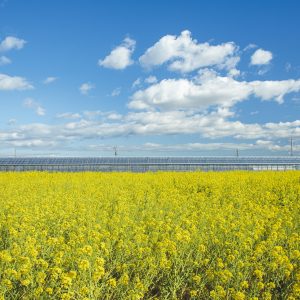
<box><xmin>0</xmin><ymin>171</ymin><xmax>299</xmax><ymax>300</ymax></box>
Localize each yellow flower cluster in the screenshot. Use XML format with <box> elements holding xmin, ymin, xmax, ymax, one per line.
<box><xmin>0</xmin><ymin>171</ymin><xmax>299</xmax><ymax>299</ymax></box>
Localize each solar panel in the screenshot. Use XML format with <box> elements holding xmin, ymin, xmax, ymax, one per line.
<box><xmin>0</xmin><ymin>156</ymin><xmax>300</xmax><ymax>172</ymax></box>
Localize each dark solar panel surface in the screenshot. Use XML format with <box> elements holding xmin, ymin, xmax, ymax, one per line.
<box><xmin>0</xmin><ymin>156</ymin><xmax>300</xmax><ymax>165</ymax></box>
<box><xmin>0</xmin><ymin>156</ymin><xmax>300</xmax><ymax>164</ymax></box>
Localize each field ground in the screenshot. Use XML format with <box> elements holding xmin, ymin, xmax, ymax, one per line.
<box><xmin>0</xmin><ymin>171</ymin><xmax>299</xmax><ymax>299</ymax></box>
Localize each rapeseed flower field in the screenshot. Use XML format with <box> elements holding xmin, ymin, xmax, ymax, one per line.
<box><xmin>0</xmin><ymin>171</ymin><xmax>299</xmax><ymax>299</ymax></box>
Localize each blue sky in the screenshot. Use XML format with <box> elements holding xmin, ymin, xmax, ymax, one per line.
<box><xmin>0</xmin><ymin>0</ymin><xmax>300</xmax><ymax>156</ymax></box>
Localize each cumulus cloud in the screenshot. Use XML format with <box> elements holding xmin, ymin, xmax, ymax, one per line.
<box><xmin>251</xmin><ymin>48</ymin><xmax>273</xmax><ymax>65</ymax></box>
<box><xmin>132</xmin><ymin>78</ymin><xmax>141</xmax><ymax>89</ymax></box>
<box><xmin>125</xmin><ymin>109</ymin><xmax>300</xmax><ymax>140</ymax></box>
<box><xmin>1</xmin><ymin>108</ymin><xmax>300</xmax><ymax>152</ymax></box>
<box><xmin>0</xmin><ymin>36</ymin><xmax>26</xmax><ymax>69</ymax></box>
<box><xmin>0</xmin><ymin>55</ymin><xmax>11</xmax><ymax>65</ymax></box>
<box><xmin>1</xmin><ymin>30</ymin><xmax>299</xmax><ymax>155</ymax></box>
<box><xmin>87</xmin><ymin>141</ymin><xmax>284</xmax><ymax>153</ymax></box>
<box><xmin>83</xmin><ymin>110</ymin><xmax>104</xmax><ymax>119</ymax></box>
<box><xmin>145</xmin><ymin>75</ymin><xmax>157</xmax><ymax>84</ymax></box>
<box><xmin>98</xmin><ymin>37</ymin><xmax>136</xmax><ymax>70</ymax></box>
<box><xmin>0</xmin><ymin>73</ymin><xmax>33</xmax><ymax>90</ymax></box>
<box><xmin>56</xmin><ymin>112</ymin><xmax>81</xmax><ymax>119</ymax></box>
<box><xmin>108</xmin><ymin>140</ymin><xmax>289</xmax><ymax>152</ymax></box>
<box><xmin>8</xmin><ymin>139</ymin><xmax>57</xmax><ymax>148</ymax></box>
<box><xmin>79</xmin><ymin>82</ymin><xmax>94</xmax><ymax>95</ymax></box>
<box><xmin>0</xmin><ymin>36</ymin><xmax>26</xmax><ymax>52</ymax></box>
<box><xmin>124</xmin><ymin>109</ymin><xmax>239</xmax><ymax>137</ymax></box>
<box><xmin>129</xmin><ymin>72</ymin><xmax>300</xmax><ymax>111</ymax></box>
<box><xmin>249</xmin><ymin>79</ymin><xmax>300</xmax><ymax>103</ymax></box>
<box><xmin>243</xmin><ymin>43</ymin><xmax>257</xmax><ymax>51</ymax></box>
<box><xmin>43</xmin><ymin>77</ymin><xmax>58</xmax><ymax>84</ymax></box>
<box><xmin>129</xmin><ymin>77</ymin><xmax>248</xmax><ymax>110</ymax></box>
<box><xmin>228</xmin><ymin>68</ymin><xmax>241</xmax><ymax>78</ymax></box>
<box><xmin>139</xmin><ymin>30</ymin><xmax>238</xmax><ymax>73</ymax></box>
<box><xmin>81</xmin><ymin>110</ymin><xmax>123</xmax><ymax>121</ymax></box>
<box><xmin>106</xmin><ymin>113</ymin><xmax>123</xmax><ymax>120</ymax></box>
<box><xmin>23</xmin><ymin>98</ymin><xmax>46</xmax><ymax>116</ymax></box>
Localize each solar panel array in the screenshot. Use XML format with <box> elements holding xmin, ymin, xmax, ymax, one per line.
<box><xmin>0</xmin><ymin>156</ymin><xmax>299</xmax><ymax>172</ymax></box>
<box><xmin>1</xmin><ymin>156</ymin><xmax>300</xmax><ymax>164</ymax></box>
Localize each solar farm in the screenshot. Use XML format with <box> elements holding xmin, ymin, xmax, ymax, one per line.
<box><xmin>0</xmin><ymin>156</ymin><xmax>299</xmax><ymax>172</ymax></box>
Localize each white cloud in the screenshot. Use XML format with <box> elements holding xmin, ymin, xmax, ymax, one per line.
<box><xmin>249</xmin><ymin>79</ymin><xmax>300</xmax><ymax>103</ymax></box>
<box><xmin>98</xmin><ymin>37</ymin><xmax>136</xmax><ymax>70</ymax></box>
<box><xmin>257</xmin><ymin>67</ymin><xmax>269</xmax><ymax>76</ymax></box>
<box><xmin>83</xmin><ymin>110</ymin><xmax>104</xmax><ymax>119</ymax></box>
<box><xmin>123</xmin><ymin>141</ymin><xmax>287</xmax><ymax>152</ymax></box>
<box><xmin>0</xmin><ymin>73</ymin><xmax>33</xmax><ymax>90</ymax></box>
<box><xmin>111</xmin><ymin>87</ymin><xmax>121</xmax><ymax>97</ymax></box>
<box><xmin>23</xmin><ymin>98</ymin><xmax>45</xmax><ymax>116</ymax></box>
<box><xmin>36</xmin><ymin>106</ymin><xmax>46</xmax><ymax>116</ymax></box>
<box><xmin>1</xmin><ymin>109</ymin><xmax>300</xmax><ymax>151</ymax></box>
<box><xmin>56</xmin><ymin>112</ymin><xmax>81</xmax><ymax>119</ymax></box>
<box><xmin>124</xmin><ymin>109</ymin><xmax>300</xmax><ymax>140</ymax></box>
<box><xmin>0</xmin><ymin>36</ymin><xmax>26</xmax><ymax>52</ymax></box>
<box><xmin>43</xmin><ymin>77</ymin><xmax>58</xmax><ymax>84</ymax></box>
<box><xmin>243</xmin><ymin>43</ymin><xmax>257</xmax><ymax>51</ymax></box>
<box><xmin>218</xmin><ymin>56</ymin><xmax>240</xmax><ymax>71</ymax></box>
<box><xmin>124</xmin><ymin>109</ymin><xmax>239</xmax><ymax>137</ymax></box>
<box><xmin>139</xmin><ymin>30</ymin><xmax>238</xmax><ymax>73</ymax></box>
<box><xmin>0</xmin><ymin>55</ymin><xmax>11</xmax><ymax>65</ymax></box>
<box><xmin>129</xmin><ymin>73</ymin><xmax>250</xmax><ymax>110</ymax></box>
<box><xmin>87</xmin><ymin>140</ymin><xmax>300</xmax><ymax>154</ymax></box>
<box><xmin>132</xmin><ymin>78</ymin><xmax>141</xmax><ymax>89</ymax></box>
<box><xmin>79</xmin><ymin>82</ymin><xmax>94</xmax><ymax>95</ymax></box>
<box><xmin>145</xmin><ymin>75</ymin><xmax>157</xmax><ymax>84</ymax></box>
<box><xmin>106</xmin><ymin>113</ymin><xmax>123</xmax><ymax>120</ymax></box>
<box><xmin>129</xmin><ymin>72</ymin><xmax>300</xmax><ymax>111</ymax></box>
<box><xmin>228</xmin><ymin>68</ymin><xmax>241</xmax><ymax>78</ymax></box>
<box><xmin>8</xmin><ymin>139</ymin><xmax>57</xmax><ymax>148</ymax></box>
<box><xmin>1</xmin><ymin>30</ymin><xmax>299</xmax><ymax>154</ymax></box>
<box><xmin>82</xmin><ymin>110</ymin><xmax>122</xmax><ymax>121</ymax></box>
<box><xmin>251</xmin><ymin>48</ymin><xmax>273</xmax><ymax>65</ymax></box>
